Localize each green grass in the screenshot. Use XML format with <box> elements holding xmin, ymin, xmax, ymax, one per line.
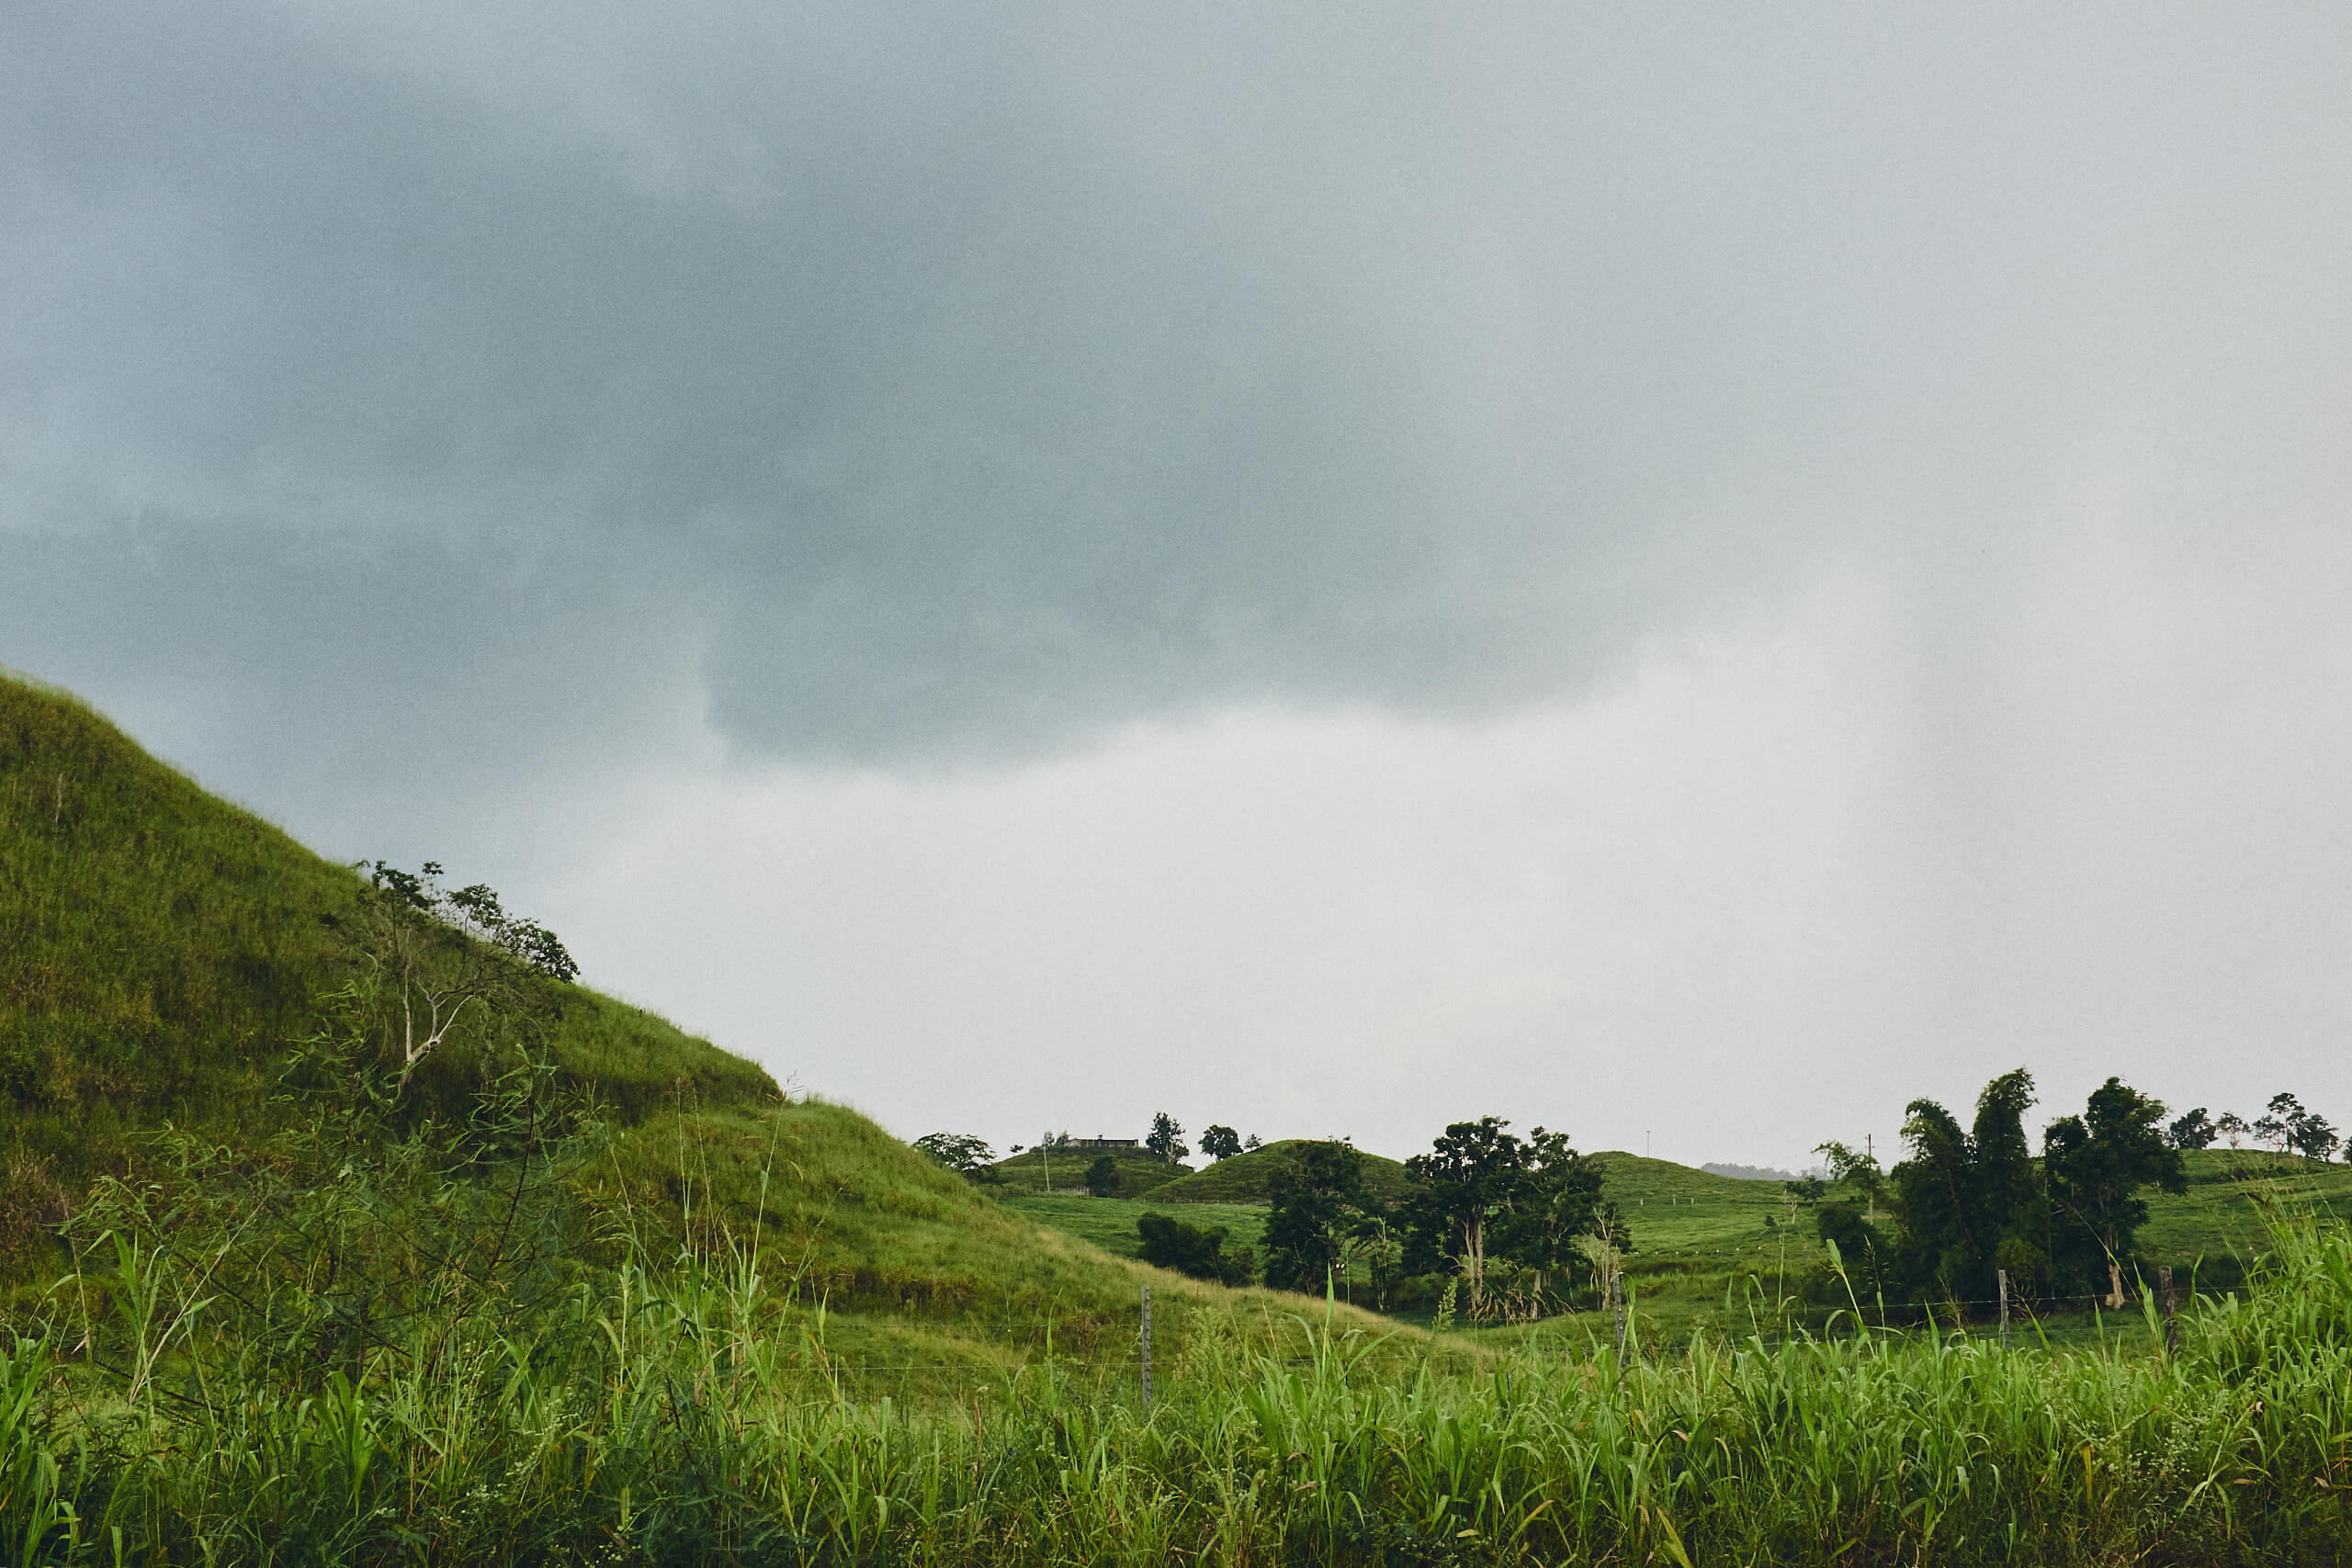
<box><xmin>998</xmin><ymin>1193</ymin><xmax>1271</xmax><ymax>1262</ymax></box>
<box><xmin>0</xmin><ymin>671</ymin><xmax>773</xmax><ymax>1273</ymax></box>
<box><xmin>1146</xmin><ymin>1140</ymin><xmax>1418</xmax><ymax>1203</ymax></box>
<box><xmin>10</xmin><ymin>1179</ymin><xmax>2352</xmax><ymax>1564</ymax></box>
<box><xmin>0</xmin><ymin>672</ymin><xmax>1378</xmax><ymax>1381</ymax></box>
<box><xmin>984</xmin><ymin>1145</ymin><xmax>1191</xmax><ymax>1198</ymax></box>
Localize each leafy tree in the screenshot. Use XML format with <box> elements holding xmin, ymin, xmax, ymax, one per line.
<box><xmin>911</xmin><ymin>1132</ymin><xmax>995</xmax><ymax>1178</ymax></box>
<box><xmin>2167</xmin><ymin>1108</ymin><xmax>2216</xmax><ymax>1150</ymax></box>
<box><xmin>1809</xmin><ymin>1142</ymin><xmax>1889</xmax><ymax>1295</ymax></box>
<box><xmin>1814</xmin><ymin>1140</ymin><xmax>1884</xmax><ymax>1202</ymax></box>
<box><xmin>1084</xmin><ymin>1155</ymin><xmax>1120</xmax><ymax>1197</ymax></box>
<box><xmin>1402</xmin><ymin>1117</ymin><xmax>1534</xmax><ymax>1309</ymax></box>
<box><xmin>1885</xmin><ymin>1068</ymin><xmax>2046</xmax><ymax>1307</ymax></box>
<box><xmin>2042</xmin><ymin>1076</ymin><xmax>2188</xmax><ymax>1298</ymax></box>
<box><xmin>350</xmin><ymin>862</ymin><xmax>578</xmax><ymax>1092</ymax></box>
<box><xmin>2289</xmin><ymin>1109</ymin><xmax>2341</xmax><ymax>1162</ymax></box>
<box><xmin>1243</xmin><ymin>1133</ymin><xmax>1263</xmax><ymax>1151</ymax></box>
<box><xmin>2215</xmin><ymin>1111</ymin><xmax>2249</xmax><ymax>1149</ymax></box>
<box><xmin>1200</xmin><ymin>1124</ymin><xmax>1243</xmax><ymax>1161</ymax></box>
<box><xmin>1136</xmin><ymin>1213</ymin><xmax>1255</xmax><ymax>1286</ymax></box>
<box><xmin>1145</xmin><ymin>1112</ymin><xmax>1189</xmax><ymax>1165</ymax></box>
<box><xmin>1495</xmin><ymin>1128</ymin><xmax>1617</xmax><ymax>1307</ymax></box>
<box><xmin>1262</xmin><ymin>1141</ymin><xmax>1380</xmax><ymax>1292</ymax></box>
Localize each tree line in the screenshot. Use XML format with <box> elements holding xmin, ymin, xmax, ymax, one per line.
<box><xmin>917</xmin><ymin>1070</ymin><xmax>2313</xmax><ymax>1324</ymax></box>
<box><xmin>1798</xmin><ymin>1071</ymin><xmax>2339</xmax><ymax>1315</ymax></box>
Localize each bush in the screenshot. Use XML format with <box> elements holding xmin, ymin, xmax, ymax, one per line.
<box><xmin>1136</xmin><ymin>1212</ymin><xmax>1254</xmax><ymax>1286</ymax></box>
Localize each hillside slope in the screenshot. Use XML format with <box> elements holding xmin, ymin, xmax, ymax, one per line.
<box><xmin>0</xmin><ymin>673</ymin><xmax>775</xmax><ymax>1247</ymax></box>
<box><xmin>1148</xmin><ymin>1139</ymin><xmax>1418</xmax><ymax>1202</ymax></box>
<box><xmin>0</xmin><ymin>674</ymin><xmax>1428</xmax><ymax>1383</ymax></box>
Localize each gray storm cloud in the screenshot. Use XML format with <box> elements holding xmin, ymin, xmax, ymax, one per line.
<box><xmin>9</xmin><ymin>1</ymin><xmax>2346</xmax><ymax>794</ymax></box>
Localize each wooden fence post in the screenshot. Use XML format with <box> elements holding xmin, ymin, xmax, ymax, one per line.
<box><xmin>2159</xmin><ymin>1265</ymin><xmax>2176</xmax><ymax>1354</ymax></box>
<box><xmin>1611</xmin><ymin>1263</ymin><xmax>1627</xmax><ymax>1361</ymax></box>
<box><xmin>1997</xmin><ymin>1268</ymin><xmax>2009</xmax><ymax>1350</ymax></box>
<box><xmin>1140</xmin><ymin>1285</ymin><xmax>1152</xmax><ymax>1408</ymax></box>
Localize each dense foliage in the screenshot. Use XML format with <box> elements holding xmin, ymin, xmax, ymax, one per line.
<box><xmin>9</xmin><ymin>1136</ymin><xmax>2352</xmax><ymax>1565</ymax></box>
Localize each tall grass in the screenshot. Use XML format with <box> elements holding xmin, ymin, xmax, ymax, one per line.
<box><xmin>7</xmin><ymin>1190</ymin><xmax>2350</xmax><ymax>1563</ymax></box>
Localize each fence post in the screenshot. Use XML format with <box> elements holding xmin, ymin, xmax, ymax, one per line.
<box><xmin>1611</xmin><ymin>1263</ymin><xmax>1627</xmax><ymax>1361</ymax></box>
<box><xmin>2159</xmin><ymin>1265</ymin><xmax>2176</xmax><ymax>1354</ymax></box>
<box><xmin>1997</xmin><ymin>1268</ymin><xmax>2009</xmax><ymax>1350</ymax></box>
<box><xmin>1140</xmin><ymin>1284</ymin><xmax>1152</xmax><ymax>1409</ymax></box>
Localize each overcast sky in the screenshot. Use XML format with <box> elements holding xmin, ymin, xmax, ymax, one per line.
<box><xmin>6</xmin><ymin>3</ymin><xmax>2349</xmax><ymax>1168</ymax></box>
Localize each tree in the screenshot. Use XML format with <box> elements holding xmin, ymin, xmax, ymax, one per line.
<box><xmin>2289</xmin><ymin>1109</ymin><xmax>2341</xmax><ymax>1163</ymax></box>
<box><xmin>1136</xmin><ymin>1213</ymin><xmax>1254</xmax><ymax>1286</ymax></box>
<box><xmin>1814</xmin><ymin>1140</ymin><xmax>1884</xmax><ymax>1203</ymax></box>
<box><xmin>1401</xmin><ymin>1117</ymin><xmax>1530</xmax><ymax>1310</ymax></box>
<box><xmin>2215</xmin><ymin>1111</ymin><xmax>2249</xmax><ymax>1149</ymax></box>
<box><xmin>1145</xmin><ymin>1112</ymin><xmax>1189</xmax><ymax>1165</ymax></box>
<box><xmin>1244</xmin><ymin>1134</ymin><xmax>1264</xmax><ymax>1151</ymax></box>
<box><xmin>1810</xmin><ymin>1141</ymin><xmax>1889</xmax><ymax>1295</ymax></box>
<box><xmin>1200</xmin><ymin>1124</ymin><xmax>1243</xmax><ymax>1161</ymax></box>
<box><xmin>1883</xmin><ymin>1068</ymin><xmax>2046</xmax><ymax>1308</ymax></box>
<box><xmin>1262</xmin><ymin>1141</ymin><xmax>1380</xmax><ymax>1292</ymax></box>
<box><xmin>2042</xmin><ymin>1077</ymin><xmax>2188</xmax><ymax>1301</ymax></box>
<box><xmin>1496</xmin><ymin>1128</ymin><xmax>1617</xmax><ymax>1309</ymax></box>
<box><xmin>1084</xmin><ymin>1155</ymin><xmax>1120</xmax><ymax>1197</ymax></box>
<box><xmin>347</xmin><ymin>862</ymin><xmax>578</xmax><ymax>1092</ymax></box>
<box><xmin>2168</xmin><ymin>1108</ymin><xmax>2216</xmax><ymax>1150</ymax></box>
<box><xmin>912</xmin><ymin>1132</ymin><xmax>995</xmax><ymax>1178</ymax></box>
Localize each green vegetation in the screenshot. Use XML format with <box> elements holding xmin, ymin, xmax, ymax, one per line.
<box><xmin>0</xmin><ymin>673</ymin><xmax>1364</xmax><ymax>1383</ymax></box>
<box><xmin>1147</xmin><ymin>1139</ymin><xmax>1415</xmax><ymax>1204</ymax></box>
<box><xmin>987</xmin><ymin>1143</ymin><xmax>1188</xmax><ymax>1198</ymax></box>
<box><xmin>996</xmin><ymin>1193</ymin><xmax>1270</xmax><ymax>1263</ymax></box>
<box><xmin>13</xmin><ymin>671</ymin><xmax>2352</xmax><ymax>1562</ymax></box>
<box><xmin>10</xmin><ymin>1119</ymin><xmax>2352</xmax><ymax>1563</ymax></box>
<box><xmin>0</xmin><ymin>671</ymin><xmax>769</xmax><ymax>1283</ymax></box>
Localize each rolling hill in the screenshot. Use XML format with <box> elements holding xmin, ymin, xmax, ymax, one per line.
<box><xmin>0</xmin><ymin>671</ymin><xmax>1421</xmax><ymax>1383</ymax></box>
<box><xmin>1148</xmin><ymin>1138</ymin><xmax>1417</xmax><ymax>1202</ymax></box>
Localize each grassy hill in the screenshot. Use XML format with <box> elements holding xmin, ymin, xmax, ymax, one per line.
<box><xmin>1148</xmin><ymin>1139</ymin><xmax>1417</xmax><ymax>1202</ymax></box>
<box><xmin>0</xmin><ymin>673</ymin><xmax>772</xmax><ymax>1254</ymax></box>
<box><xmin>0</xmin><ymin>671</ymin><xmax>1421</xmax><ymax>1385</ymax></box>
<box><xmin>985</xmin><ymin>1142</ymin><xmax>1191</xmax><ymax>1197</ymax></box>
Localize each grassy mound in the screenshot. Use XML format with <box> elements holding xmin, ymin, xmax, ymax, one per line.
<box><xmin>986</xmin><ymin>1144</ymin><xmax>1191</xmax><ymax>1198</ymax></box>
<box><xmin>0</xmin><ymin>673</ymin><xmax>774</xmax><ymax>1258</ymax></box>
<box><xmin>0</xmin><ymin>671</ymin><xmax>1397</xmax><ymax>1380</ymax></box>
<box><xmin>1148</xmin><ymin>1139</ymin><xmax>1417</xmax><ymax>1203</ymax></box>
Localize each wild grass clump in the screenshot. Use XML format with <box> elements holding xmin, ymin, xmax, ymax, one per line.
<box><xmin>6</xmin><ymin>1051</ymin><xmax>2351</xmax><ymax>1567</ymax></box>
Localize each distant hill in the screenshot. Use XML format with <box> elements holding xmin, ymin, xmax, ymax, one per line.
<box><xmin>1701</xmin><ymin>1162</ymin><xmax>1802</xmax><ymax>1183</ymax></box>
<box><xmin>986</xmin><ymin>1142</ymin><xmax>1191</xmax><ymax>1198</ymax></box>
<box><xmin>1148</xmin><ymin>1139</ymin><xmax>1417</xmax><ymax>1203</ymax></box>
